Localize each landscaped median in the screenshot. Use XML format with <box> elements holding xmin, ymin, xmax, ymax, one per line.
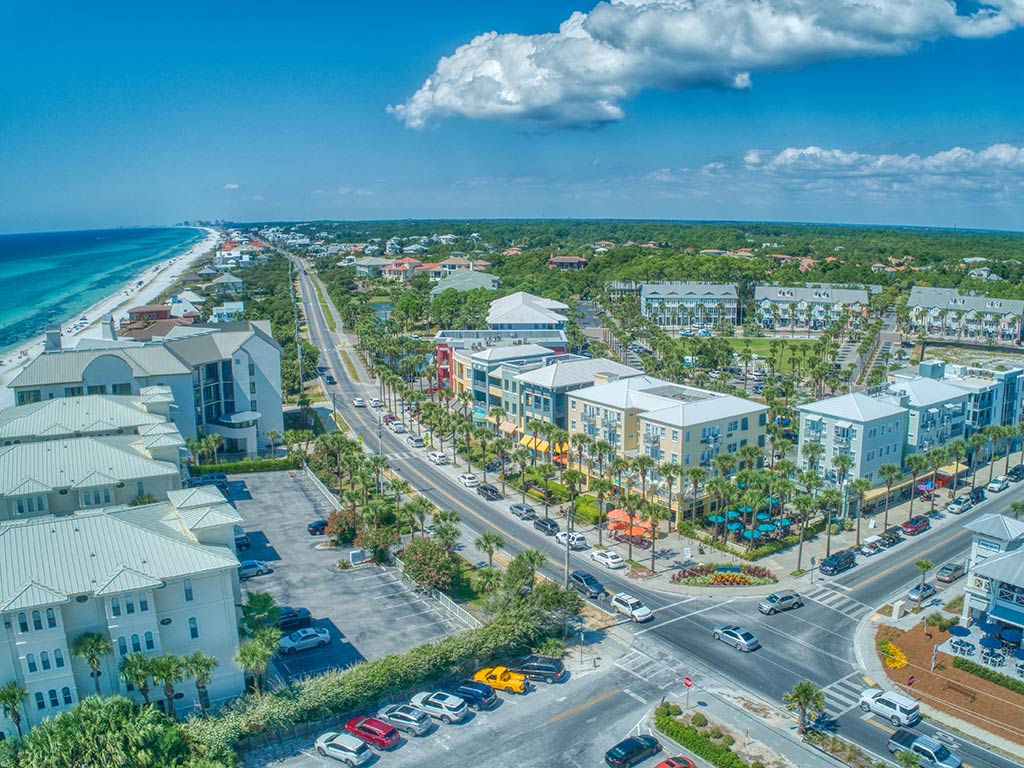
<box><xmin>654</xmin><ymin>702</ymin><xmax>765</xmax><ymax>768</ymax></box>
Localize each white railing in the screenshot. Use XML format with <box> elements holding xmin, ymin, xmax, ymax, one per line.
<box><xmin>390</xmin><ymin>553</ymin><xmax>482</xmax><ymax>629</ymax></box>
<box><xmin>303</xmin><ymin>463</ymin><xmax>342</xmax><ymax>510</ymax></box>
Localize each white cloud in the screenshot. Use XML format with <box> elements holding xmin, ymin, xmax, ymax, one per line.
<box><xmin>223</xmin><ymin>183</ymin><xmax>239</xmax><ymax>190</ymax></box>
<box><xmin>390</xmin><ymin>1</ymin><xmax>1024</xmax><ymax>128</ymax></box>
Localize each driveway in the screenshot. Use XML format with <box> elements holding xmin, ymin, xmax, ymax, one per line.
<box><xmin>232</xmin><ymin>471</ymin><xmax>464</xmax><ymax>681</ymax></box>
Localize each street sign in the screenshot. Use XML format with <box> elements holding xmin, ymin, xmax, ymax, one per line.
<box><xmin>683</xmin><ymin>547</ymin><xmax>692</xmax><ymax>559</ymax></box>
<box><xmin>683</xmin><ymin>676</ymin><xmax>693</xmax><ymax>688</ymax></box>
<box><xmin>907</xmin><ymin>675</ymin><xmax>916</xmax><ymax>687</ymax></box>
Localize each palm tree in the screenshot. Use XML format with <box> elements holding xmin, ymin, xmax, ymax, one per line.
<box><xmin>783</xmin><ymin>680</ymin><xmax>825</xmax><ymax>734</ymax></box>
<box><xmin>658</xmin><ymin>461</ymin><xmax>679</xmax><ymax>522</ymax></box>
<box><xmin>473</xmin><ymin>568</ymin><xmax>503</xmax><ymax>595</ymax></box>
<box><xmin>1011</xmin><ymin>501</ymin><xmax>1024</xmax><ymax>520</ymax></box>
<box><xmin>984</xmin><ymin>424</ymin><xmax>1004</xmax><ymax>484</ymax></box>
<box><xmin>879</xmin><ymin>463</ymin><xmax>902</xmax><ymax>531</ymax></box>
<box><xmin>925</xmin><ymin>447</ymin><xmax>948</xmax><ymax>515</ymax></box>
<box><xmin>406</xmin><ymin>496</ymin><xmax>433</xmax><ymax>537</ymax></box>
<box><xmin>0</xmin><ymin>682</ymin><xmax>27</xmax><ymax>739</ymax></box>
<box><xmin>235</xmin><ymin>629</ymin><xmax>278</xmax><ymax>696</ymax></box>
<box><xmin>915</xmin><ymin>559</ymin><xmax>934</xmax><ymax>597</ymax></box>
<box><xmin>205</xmin><ymin>433</ymin><xmax>225</xmax><ymax>464</ymax></box>
<box><xmin>947</xmin><ymin>438</ymin><xmax>968</xmax><ymax>499</ymax></box>
<box><xmin>590</xmin><ymin>477</ymin><xmax>614</xmax><ymax>547</ymax></box>
<box><xmin>641</xmin><ymin>501</ymin><xmax>663</xmax><ymax>572</ymax></box>
<box><xmin>850</xmin><ymin>477</ymin><xmax>871</xmax><ymax>548</ymax></box>
<box><xmin>793</xmin><ymin>493</ymin><xmax>815</xmax><ymax>572</ymax></box>
<box><xmin>622</xmin><ymin>492</ymin><xmax>643</xmax><ymax>563</ymax></box>
<box><xmin>801</xmin><ymin>440</ymin><xmax>824</xmax><ymax>475</ymax></box>
<box><xmin>119</xmin><ymin>653</ymin><xmax>153</xmax><ymax>706</ymax></box>
<box><xmin>149</xmin><ymin>654</ymin><xmax>185</xmax><ymax>719</ymax></box>
<box><xmin>266</xmin><ymin>429</ymin><xmax>282</xmax><ymax>456</ymax></box>
<box><xmin>474</xmin><ymin>531</ymin><xmax>505</xmax><ymax>568</ymax></box>
<box><xmin>633</xmin><ymin>456</ymin><xmax>655</xmax><ymax>504</ymax></box>
<box><xmin>526</xmin><ymin>419</ymin><xmax>546</xmax><ymax>467</ymax></box>
<box><xmin>183</xmin><ymin>650</ymin><xmax>218</xmax><ymax>716</ymax></box>
<box><xmin>71</xmin><ymin>631</ymin><xmax>113</xmax><ymax>695</ymax></box>
<box><xmin>905</xmin><ymin>453</ymin><xmax>929</xmax><ymax>522</ymax></box>
<box><xmin>493</xmin><ymin>437</ymin><xmax>513</xmax><ymax>493</ymax></box>
<box><xmin>711</xmin><ymin>453</ymin><xmax>736</xmax><ymax>479</ymax></box>
<box><xmin>820</xmin><ymin>488</ymin><xmax>842</xmax><ymax>559</ymax></box>
<box><xmin>518</xmin><ymin>549</ymin><xmax>547</xmax><ymax>584</ymax></box>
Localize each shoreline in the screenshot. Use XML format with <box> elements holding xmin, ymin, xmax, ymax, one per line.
<box><xmin>0</xmin><ymin>226</ymin><xmax>220</xmax><ymax>406</ymax></box>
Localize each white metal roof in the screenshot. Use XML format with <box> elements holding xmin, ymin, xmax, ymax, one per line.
<box><xmin>798</xmin><ymin>393</ymin><xmax>906</xmax><ymax>422</ymax></box>
<box><xmin>909</xmin><ymin>286</ymin><xmax>1024</xmax><ymax>315</ymax></box>
<box><xmin>0</xmin><ymin>395</ymin><xmax>170</xmax><ymax>442</ymax></box>
<box><xmin>487</xmin><ymin>292</ymin><xmax>567</xmax><ymax>326</ymax></box>
<box><xmin>966</xmin><ymin>513</ymin><xmax>1024</xmax><ymax>542</ymax></box>
<box><xmin>514</xmin><ymin>357</ymin><xmax>642</xmax><ymax>390</ymax></box>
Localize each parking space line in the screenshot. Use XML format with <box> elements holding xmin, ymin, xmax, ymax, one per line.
<box><xmin>635</xmin><ymin>600</ymin><xmax>733</xmax><ymax>635</ymax></box>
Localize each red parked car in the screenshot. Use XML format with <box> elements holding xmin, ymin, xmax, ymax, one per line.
<box><xmin>901</xmin><ymin>515</ymin><xmax>931</xmax><ymax>536</ymax></box>
<box><xmin>344</xmin><ymin>716</ymin><xmax>399</xmax><ymax>749</ymax></box>
<box><xmin>382</xmin><ymin>414</ymin><xmax>397</xmax><ymax>425</ymax></box>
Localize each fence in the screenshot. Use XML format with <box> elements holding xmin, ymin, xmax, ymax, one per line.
<box><xmin>303</xmin><ymin>462</ymin><xmax>342</xmax><ymax>510</ymax></box>
<box><xmin>390</xmin><ymin>553</ymin><xmax>483</xmax><ymax>629</ymax></box>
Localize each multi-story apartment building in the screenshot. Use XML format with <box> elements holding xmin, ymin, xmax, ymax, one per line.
<box><xmin>753</xmin><ymin>283</ymin><xmax>880</xmax><ymax>331</ymax></box>
<box><xmin>486</xmin><ymin>292</ymin><xmax>567</xmax><ymax>332</ymax></box>
<box><xmin>797</xmin><ymin>393</ymin><xmax>907</xmax><ymax>486</ymax></box>
<box><xmin>10</xmin><ymin>322</ymin><xmax>282</xmax><ymax>456</ymax></box>
<box><xmin>908</xmin><ymin>287</ymin><xmax>1024</xmax><ymax>342</ymax></box>
<box><xmin>882</xmin><ymin>377</ymin><xmax>968</xmax><ymax>455</ymax></box>
<box><xmin>962</xmin><ymin>513</ymin><xmax>1024</xmax><ymax>632</ymax></box>
<box><xmin>451</xmin><ymin>344</ymin><xmax>555</xmax><ymax>417</ymax></box>
<box><xmin>639</xmin><ymin>283</ymin><xmax>739</xmax><ymax>331</ymax></box>
<box><xmin>0</xmin><ymin>490</ymin><xmax>245</xmax><ymax>735</ymax></box>
<box><xmin>567</xmin><ymin>375</ymin><xmax>767</xmax><ymax>485</ymax></box>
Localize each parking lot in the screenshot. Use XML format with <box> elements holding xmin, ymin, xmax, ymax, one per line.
<box><xmin>232</xmin><ymin>471</ymin><xmax>465</xmax><ymax>681</ymax></box>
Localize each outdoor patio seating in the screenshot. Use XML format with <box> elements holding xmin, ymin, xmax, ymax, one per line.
<box><xmin>950</xmin><ymin>639</ymin><xmax>975</xmax><ymax>656</ymax></box>
<box><xmin>982</xmin><ymin>650</ymin><xmax>1006</xmax><ymax>667</ymax></box>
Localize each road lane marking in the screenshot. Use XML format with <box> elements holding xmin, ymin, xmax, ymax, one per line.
<box><xmin>546</xmin><ymin>688</ymin><xmax>621</xmax><ymax>724</ymax></box>
<box><xmin>622</xmin><ymin>688</ymin><xmax>647</xmax><ymax>705</ymax></box>
<box><xmin>635</xmin><ymin>600</ymin><xmax>733</xmax><ymax>635</ymax></box>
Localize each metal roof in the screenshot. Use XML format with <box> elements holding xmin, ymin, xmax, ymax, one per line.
<box><xmin>966</xmin><ymin>513</ymin><xmax>1024</xmax><ymax>542</ymax></box>
<box><xmin>572</xmin><ymin>375</ymin><xmax>767</xmax><ymax>424</ymax></box>
<box><xmin>885</xmin><ymin>377</ymin><xmax>968</xmax><ymax>408</ymax></box>
<box><xmin>10</xmin><ymin>346</ymin><xmax>190</xmax><ymax>387</ymax></box>
<box><xmin>973</xmin><ymin>549</ymin><xmax>1024</xmax><ymax>585</ymax></box>
<box><xmin>514</xmin><ymin>357</ymin><xmax>642</xmax><ymax>390</ymax></box>
<box><xmin>798</xmin><ymin>393</ymin><xmax>906</xmax><ymax>422</ymax></box>
<box><xmin>430</xmin><ymin>271</ymin><xmax>500</xmax><ymax>296</ymax></box>
<box><xmin>487</xmin><ymin>292</ymin><xmax>567</xmax><ymax>326</ymax></box>
<box><xmin>166</xmin><ymin>487</ymin><xmax>227</xmax><ymax>509</ymax></box>
<box><xmin>754</xmin><ymin>283</ymin><xmax>879</xmax><ymax>305</ymax></box>
<box><xmin>0</xmin><ymin>395</ymin><xmax>167</xmax><ymax>442</ymax></box>
<box><xmin>909</xmin><ymin>286</ymin><xmax>1024</xmax><ymax>316</ymax></box>
<box><xmin>640</xmin><ymin>282</ymin><xmax>737</xmax><ymax>301</ymax></box>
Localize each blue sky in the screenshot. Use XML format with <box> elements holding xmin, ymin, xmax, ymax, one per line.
<box><xmin>1</xmin><ymin>0</ymin><xmax>1022</xmax><ymax>233</ymax></box>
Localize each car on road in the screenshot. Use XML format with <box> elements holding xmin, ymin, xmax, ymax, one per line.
<box><xmin>325</xmin><ymin>374</ymin><xmax>336</xmax><ymax>385</ymax></box>
<box><xmin>887</xmin><ymin>729</ymin><xmax>962</xmax><ymax>767</ymax></box>
<box><xmin>484</xmin><ymin>459</ymin><xmax>505</xmax><ymax>473</ymax></box>
<box><xmin>452</xmin><ymin>680</ymin><xmax>498</xmax><ymax>710</ymax></box>
<box><xmin>712</xmin><ymin>625</ymin><xmax>760</xmax><ymax>652</ymax></box>
<box><xmin>505</xmin><ymin>654</ymin><xmax>566</xmax><ymax>684</ymax></box>
<box><xmin>758</xmin><ymin>589</ymin><xmax>802</xmax><ymax>615</ymax></box>
<box><xmin>510</xmin><ymin>503</ymin><xmax>537</xmax><ymax>520</ymax></box>
<box><xmin>591</xmin><ymin>549</ymin><xmax>626</xmax><ymax>569</ymax></box>
<box><xmin>376</xmin><ymin>704</ymin><xmax>432</xmax><ymax>736</ymax></box>
<box><xmin>473</xmin><ymin>666</ymin><xmax>531</xmax><ymax>694</ymax></box>
<box><xmin>405</xmin><ymin>434</ymin><xmax>425</xmax><ymax>448</ymax></box>
<box><xmin>458</xmin><ymin>473</ymin><xmax>479</xmax><ymax>488</ymax></box>
<box><xmin>969</xmin><ymin>486</ymin><xmax>987</xmax><ymax>504</ymax></box>
<box><xmin>238</xmin><ymin>559</ymin><xmax>270</xmax><ymax>579</ymax></box>
<box><xmin>476</xmin><ymin>484</ymin><xmax>502</xmax><ymax>501</ymax></box>
<box><xmin>907</xmin><ymin>582</ymin><xmax>937</xmax><ymax>602</ymax></box>
<box><xmin>819</xmin><ymin>549</ymin><xmax>856</xmax><ymax>575</ymax></box>
<box><xmin>555</xmin><ymin>531</ymin><xmax>587</xmax><ymax>549</ymax></box>
<box><xmin>277</xmin><ymin>606</ymin><xmax>312</xmax><ymax>631</ymax></box>
<box><xmin>387</xmin><ymin>421</ymin><xmax>405</xmax><ymax>433</ymax></box>
<box><xmin>369</xmin><ymin>397</ymin><xmax>382</xmax><ymax>408</ymax></box>
<box><xmin>946</xmin><ymin>495</ymin><xmax>973</xmax><ymax>515</ymax></box>
<box><xmin>604</xmin><ymin>735</ymin><xmax>661</xmax><ymax>767</ymax></box>
<box><xmin>307</xmin><ymin>518</ymin><xmax>328</xmax><ymax>535</ymax></box>
<box><xmin>382</xmin><ymin>414</ymin><xmax>397</xmax><ymax>425</ymax></box>
<box><xmin>344</xmin><ymin>716</ymin><xmax>399</xmax><ymax>750</ymax></box>
<box><xmin>314</xmin><ymin>732</ymin><xmax>372</xmax><ymax>765</ymax></box>
<box><xmin>902</xmin><ymin>515</ymin><xmax>931</xmax><ymax>536</ymax></box>
<box><xmin>278</xmin><ymin>627</ymin><xmax>331</xmax><ymax>654</ymax></box>
<box><xmin>655</xmin><ymin>759</ymin><xmax>697</xmax><ymax>768</ymax></box>
<box><xmin>936</xmin><ymin>562</ymin><xmax>965</xmax><ymax>583</ymax></box>
<box><xmin>859</xmin><ymin>689</ymin><xmax>921</xmax><ymax>727</ymax></box>
<box><xmin>409</xmin><ymin>691</ymin><xmax>468</xmax><ymax>723</ymax></box>
<box><xmin>879</xmin><ymin>527</ymin><xmax>903</xmax><ymax>547</ymax></box>
<box><xmin>1009</xmin><ymin>464</ymin><xmax>1024</xmax><ymax>482</ymax></box>
<box><xmin>610</xmin><ymin>592</ymin><xmax>654</xmax><ymax>622</ymax></box>
<box><xmin>533</xmin><ymin>518</ymin><xmax>559</xmax><ymax>535</ymax></box>
<box><xmin>988</xmin><ymin>475</ymin><xmax>1010</xmax><ymax>493</ymax></box>
<box><xmin>234</xmin><ymin>532</ymin><xmax>251</xmax><ymax>551</ymax></box>
<box><xmin>570</xmin><ymin>570</ymin><xmax>605</xmax><ymax>597</ymax></box>
<box><xmin>352</xmin><ymin>397</ymin><xmax>365</xmax><ymax>407</ymax></box>
<box><xmin>427</xmin><ymin>451</ymin><xmax>449</xmax><ymax>465</ymax></box>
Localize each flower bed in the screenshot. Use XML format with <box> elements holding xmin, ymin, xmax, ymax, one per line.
<box><xmin>671</xmin><ymin>563</ymin><xmax>777</xmax><ymax>586</ymax></box>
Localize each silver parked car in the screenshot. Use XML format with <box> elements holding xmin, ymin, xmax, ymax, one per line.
<box><xmin>713</xmin><ymin>625</ymin><xmax>761</xmax><ymax>652</ymax></box>
<box><xmin>314</xmin><ymin>732</ymin><xmax>372</xmax><ymax>765</ymax></box>
<box><xmin>410</xmin><ymin>691</ymin><xmax>468</xmax><ymax>723</ymax></box>
<box><xmin>238</xmin><ymin>560</ymin><xmax>270</xmax><ymax>579</ymax></box>
<box><xmin>278</xmin><ymin>627</ymin><xmax>331</xmax><ymax>654</ymax></box>
<box><xmin>376</xmin><ymin>704</ymin><xmax>432</xmax><ymax>736</ymax></box>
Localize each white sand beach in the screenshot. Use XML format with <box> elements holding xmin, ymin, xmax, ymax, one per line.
<box><xmin>0</xmin><ymin>226</ymin><xmax>220</xmax><ymax>406</ymax></box>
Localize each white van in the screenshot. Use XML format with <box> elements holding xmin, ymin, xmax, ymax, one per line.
<box><xmin>859</xmin><ymin>689</ymin><xmax>920</xmax><ymax>726</ymax></box>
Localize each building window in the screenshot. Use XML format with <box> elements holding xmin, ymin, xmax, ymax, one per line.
<box><xmin>183</xmin><ymin>579</ymin><xmax>193</xmax><ymax>602</ymax></box>
<box><xmin>112</xmin><ymin>383</ymin><xmax>132</xmax><ymax>395</ymax></box>
<box><xmin>17</xmin><ymin>390</ymin><xmax>42</xmax><ymax>405</ymax></box>
<box><xmin>125</xmin><ymin>596</ymin><xmax>135</xmax><ymax>615</ymax></box>
<box><xmin>111</xmin><ymin>597</ymin><xmax>121</xmax><ymax>617</ymax></box>
<box><xmin>138</xmin><ymin>593</ymin><xmax>149</xmax><ymax>612</ymax></box>
<box><xmin>61</xmin><ymin>687</ymin><xmax>72</xmax><ymax>706</ymax></box>
<box><xmin>131</xmin><ymin>634</ymin><xmax>141</xmax><ymax>653</ymax></box>
<box><xmin>671</xmin><ymin>430</ymin><xmax>679</xmax><ymax>442</ymax></box>
<box><xmin>64</xmin><ymin>386</ymin><xmax>84</xmax><ymax>397</ymax></box>
<box><xmin>54</xmin><ymin>649</ymin><xmax>65</xmax><ymax>668</ymax></box>
<box><xmin>45</xmin><ymin>608</ymin><xmax>56</xmax><ymax>628</ymax></box>
<box><xmin>87</xmin><ymin>385</ymin><xmax>106</xmax><ymax>395</ymax></box>
<box><xmin>26</xmin><ymin>654</ymin><xmax>37</xmax><ymax>673</ymax></box>
<box><xmin>34</xmin><ymin>693</ymin><xmax>44</xmax><ymax>711</ymax></box>
<box><xmin>48</xmin><ymin>690</ymin><xmax>59</xmax><ymax>709</ymax></box>
<box><xmin>117</xmin><ymin>637</ymin><xmax>127</xmax><ymax>656</ymax></box>
<box><xmin>32</xmin><ymin>611</ymin><xmax>42</xmax><ymax>631</ymax></box>
<box><xmin>17</xmin><ymin>613</ymin><xmax>28</xmax><ymax>633</ymax></box>
<box><xmin>40</xmin><ymin>652</ymin><xmax>50</xmax><ymax>671</ymax></box>
<box><xmin>188</xmin><ymin>617</ymin><xmax>199</xmax><ymax>640</ymax></box>
<box><xmin>144</xmin><ymin>631</ymin><xmax>155</xmax><ymax>651</ymax></box>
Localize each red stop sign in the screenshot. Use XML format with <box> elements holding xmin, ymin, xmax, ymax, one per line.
<box><xmin>907</xmin><ymin>675</ymin><xmax>916</xmax><ymax>687</ymax></box>
<box><xmin>683</xmin><ymin>676</ymin><xmax>693</xmax><ymax>688</ymax></box>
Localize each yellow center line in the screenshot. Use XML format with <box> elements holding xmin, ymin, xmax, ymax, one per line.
<box><xmin>848</xmin><ymin>528</ymin><xmax>971</xmax><ymax>590</ymax></box>
<box><xmin>865</xmin><ymin>718</ymin><xmax>895</xmax><ymax>734</ymax></box>
<box><xmin>547</xmin><ymin>688</ymin><xmax>622</xmax><ymax>724</ymax></box>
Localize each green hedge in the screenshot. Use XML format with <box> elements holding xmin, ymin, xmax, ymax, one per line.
<box><xmin>655</xmin><ymin>706</ymin><xmax>749</xmax><ymax>768</ymax></box>
<box><xmin>184</xmin><ymin>617</ymin><xmax>543</xmax><ymax>763</ymax></box>
<box><xmin>952</xmin><ymin>656</ymin><xmax>1024</xmax><ymax>696</ymax></box>
<box><xmin>192</xmin><ymin>456</ymin><xmax>303</xmax><ymax>475</ymax></box>
<box><xmin>574</xmin><ymin>495</ymin><xmax>601</xmax><ymax>524</ymax></box>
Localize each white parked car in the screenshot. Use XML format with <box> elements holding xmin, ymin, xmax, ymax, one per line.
<box><xmin>427</xmin><ymin>451</ymin><xmax>449</xmax><ymax>465</ymax></box>
<box><xmin>610</xmin><ymin>592</ymin><xmax>653</xmax><ymax>622</ymax></box>
<box><xmin>457</xmin><ymin>473</ymin><xmax>479</xmax><ymax>488</ymax></box>
<box><xmin>946</xmin><ymin>495</ymin><xmax>973</xmax><ymax>514</ymax></box>
<box><xmin>555</xmin><ymin>531</ymin><xmax>587</xmax><ymax>549</ymax></box>
<box><xmin>858</xmin><ymin>689</ymin><xmax>920</xmax><ymax>727</ymax></box>
<box><xmin>369</xmin><ymin>398</ymin><xmax>382</xmax><ymax>408</ymax></box>
<box><xmin>988</xmin><ymin>475</ymin><xmax>1010</xmax><ymax>493</ymax></box>
<box><xmin>314</xmin><ymin>732</ymin><xmax>372</xmax><ymax>765</ymax></box>
<box><xmin>352</xmin><ymin>397</ymin><xmax>366</xmax><ymax>408</ymax></box>
<box><xmin>388</xmin><ymin>421</ymin><xmax>406</xmax><ymax>433</ymax></box>
<box><xmin>278</xmin><ymin>627</ymin><xmax>331</xmax><ymax>654</ymax></box>
<box><xmin>590</xmin><ymin>549</ymin><xmax>626</xmax><ymax>570</ymax></box>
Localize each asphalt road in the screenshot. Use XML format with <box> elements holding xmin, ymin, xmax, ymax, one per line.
<box><xmin>291</xmin><ymin>257</ymin><xmax>1021</xmax><ymax>768</ymax></box>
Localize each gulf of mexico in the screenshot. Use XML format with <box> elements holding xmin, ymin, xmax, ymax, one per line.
<box><xmin>0</xmin><ymin>227</ymin><xmax>203</xmax><ymax>353</ymax></box>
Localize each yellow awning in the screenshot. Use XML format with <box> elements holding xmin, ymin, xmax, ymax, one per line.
<box><xmin>520</xmin><ymin>435</ymin><xmax>537</xmax><ymax>449</ymax></box>
<box><xmin>535</xmin><ymin>439</ymin><xmax>551</xmax><ymax>453</ymax></box>
<box><xmin>499</xmin><ymin>420</ymin><xmax>519</xmax><ymax>435</ymax></box>
<box><xmin>936</xmin><ymin>461</ymin><xmax>968</xmax><ymax>477</ymax></box>
<box><xmin>553</xmin><ymin>442</ymin><xmax>569</xmax><ymax>455</ymax></box>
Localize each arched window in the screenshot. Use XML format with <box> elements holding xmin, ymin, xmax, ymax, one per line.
<box><xmin>130</xmin><ymin>634</ymin><xmax>141</xmax><ymax>653</ymax></box>
<box><xmin>138</xmin><ymin>593</ymin><xmax>149</xmax><ymax>612</ymax></box>
<box><xmin>17</xmin><ymin>613</ymin><xmax>28</xmax><ymax>633</ymax></box>
<box><xmin>31</xmin><ymin>611</ymin><xmax>42</xmax><ymax>631</ymax></box>
<box><xmin>34</xmin><ymin>693</ymin><xmax>44</xmax><ymax>711</ymax></box>
<box><xmin>110</xmin><ymin>597</ymin><xmax>121</xmax><ymax>617</ymax></box>
<box><xmin>40</xmin><ymin>651</ymin><xmax>50</xmax><ymax>671</ymax></box>
<box><xmin>124</xmin><ymin>596</ymin><xmax>135</xmax><ymax>615</ymax></box>
<box><xmin>25</xmin><ymin>654</ymin><xmax>37</xmax><ymax>673</ymax></box>
<box><xmin>48</xmin><ymin>689</ymin><xmax>58</xmax><ymax>708</ymax></box>
<box><xmin>117</xmin><ymin>637</ymin><xmax>127</xmax><ymax>656</ymax></box>
<box><xmin>61</xmin><ymin>687</ymin><xmax>72</xmax><ymax>706</ymax></box>
<box><xmin>54</xmin><ymin>648</ymin><xmax>65</xmax><ymax>668</ymax></box>
<box><xmin>144</xmin><ymin>631</ymin><xmax>154</xmax><ymax>651</ymax></box>
<box><xmin>45</xmin><ymin>608</ymin><xmax>56</xmax><ymax>628</ymax></box>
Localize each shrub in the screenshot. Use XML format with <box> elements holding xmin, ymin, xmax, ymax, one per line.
<box><xmin>672</xmin><ymin>563</ymin><xmax>777</xmax><ymax>586</ymax></box>
<box><xmin>690</xmin><ymin>711</ymin><xmax>708</xmax><ymax>728</ymax></box>
<box><xmin>326</xmin><ymin>509</ymin><xmax>360</xmax><ymax>546</ymax></box>
<box><xmin>193</xmin><ymin>456</ymin><xmax>302</xmax><ymax>475</ymax></box>
<box><xmin>536</xmin><ymin>637</ymin><xmax>567</xmax><ymax>658</ymax></box>
<box><xmin>400</xmin><ymin>537</ymin><xmax>462</xmax><ymax>592</ymax></box>
<box><xmin>655</xmin><ymin>709</ymin><xmax>747</xmax><ymax>768</ymax></box>
<box><xmin>574</xmin><ymin>495</ymin><xmax>601</xmax><ymax>524</ymax></box>
<box><xmin>708</xmin><ymin>726</ymin><xmax>723</xmax><ymax>739</ymax></box>
<box><xmin>354</xmin><ymin>525</ymin><xmax>399</xmax><ymax>564</ymax></box>
<box><xmin>721</xmin><ymin>734</ymin><xmax>735</xmax><ymax>747</ymax></box>
<box><xmin>952</xmin><ymin>656</ymin><xmax>1024</xmax><ymax>696</ymax></box>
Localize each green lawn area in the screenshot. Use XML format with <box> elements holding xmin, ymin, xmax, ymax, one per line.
<box><xmin>311</xmin><ymin>279</ymin><xmax>336</xmax><ymax>332</ymax></box>
<box><xmin>725</xmin><ymin>337</ymin><xmax>818</xmax><ymax>372</ymax></box>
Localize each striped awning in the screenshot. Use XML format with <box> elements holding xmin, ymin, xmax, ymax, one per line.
<box><xmin>520</xmin><ymin>435</ymin><xmax>537</xmax><ymax>449</ymax></box>
<box><xmin>499</xmin><ymin>420</ymin><xmax>519</xmax><ymax>435</ymax></box>
<box><xmin>535</xmin><ymin>440</ymin><xmax>551</xmax><ymax>453</ymax></box>
<box><xmin>553</xmin><ymin>442</ymin><xmax>569</xmax><ymax>455</ymax></box>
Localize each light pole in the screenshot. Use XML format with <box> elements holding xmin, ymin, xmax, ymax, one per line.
<box><xmin>563</xmin><ymin>504</ymin><xmax>573</xmax><ymax>588</ymax></box>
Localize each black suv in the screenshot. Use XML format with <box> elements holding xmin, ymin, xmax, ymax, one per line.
<box><xmin>451</xmin><ymin>680</ymin><xmax>497</xmax><ymax>710</ymax></box>
<box><xmin>879</xmin><ymin>527</ymin><xmax>902</xmax><ymax>547</ymax></box>
<box><xmin>506</xmin><ymin>654</ymin><xmax>566</xmax><ymax>684</ymax></box>
<box><xmin>307</xmin><ymin>519</ymin><xmax>328</xmax><ymax>536</ymax></box>
<box><xmin>819</xmin><ymin>549</ymin><xmax>856</xmax><ymax>576</ymax></box>
<box><xmin>970</xmin><ymin>486</ymin><xmax>987</xmax><ymax>503</ymax></box>
<box><xmin>570</xmin><ymin>570</ymin><xmax>605</xmax><ymax>598</ymax></box>
<box><xmin>533</xmin><ymin>518</ymin><xmax>559</xmax><ymax>536</ymax></box>
<box><xmin>277</xmin><ymin>606</ymin><xmax>312</xmax><ymax>631</ymax></box>
<box><xmin>604</xmin><ymin>735</ymin><xmax>661</xmax><ymax>767</ymax></box>
<box><xmin>476</xmin><ymin>484</ymin><xmax>502</xmax><ymax>501</ymax></box>
<box><xmin>1009</xmin><ymin>464</ymin><xmax>1024</xmax><ymax>482</ymax></box>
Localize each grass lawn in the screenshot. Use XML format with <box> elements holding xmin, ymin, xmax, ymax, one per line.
<box><xmin>448</xmin><ymin>558</ymin><xmax>489</xmax><ymax>615</ymax></box>
<box><xmin>338</xmin><ymin>349</ymin><xmax>361</xmax><ymax>383</ymax></box>
<box><xmin>312</xmin><ymin>279</ymin><xmax>336</xmax><ymax>332</ymax></box>
<box><xmin>724</xmin><ymin>337</ymin><xmax>818</xmax><ymax>372</ymax></box>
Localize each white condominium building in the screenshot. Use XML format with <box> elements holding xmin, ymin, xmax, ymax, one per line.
<box><xmin>908</xmin><ymin>287</ymin><xmax>1024</xmax><ymax>341</ymax></box>
<box><xmin>0</xmin><ymin>488</ymin><xmax>245</xmax><ymax>735</ymax></box>
<box><xmin>639</xmin><ymin>283</ymin><xmax>739</xmax><ymax>330</ymax></box>
<box><xmin>753</xmin><ymin>283</ymin><xmax>880</xmax><ymax>331</ymax></box>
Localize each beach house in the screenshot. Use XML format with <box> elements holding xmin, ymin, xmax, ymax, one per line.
<box><xmin>210</xmin><ymin>273</ymin><xmax>243</xmax><ymax>296</ymax></box>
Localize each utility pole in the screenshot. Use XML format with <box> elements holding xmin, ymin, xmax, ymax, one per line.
<box><xmin>563</xmin><ymin>505</ymin><xmax>572</xmax><ymax>588</ymax></box>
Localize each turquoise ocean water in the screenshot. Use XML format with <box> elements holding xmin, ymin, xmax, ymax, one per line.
<box><xmin>0</xmin><ymin>227</ymin><xmax>204</xmax><ymax>354</ymax></box>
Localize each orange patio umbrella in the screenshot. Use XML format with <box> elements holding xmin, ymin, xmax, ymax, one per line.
<box><xmin>625</xmin><ymin>525</ymin><xmax>648</xmax><ymax>537</ymax></box>
<box><xmin>634</xmin><ymin>518</ymin><xmax>653</xmax><ymax>529</ymax></box>
<box><xmin>606</xmin><ymin>520</ymin><xmax>629</xmax><ymax>531</ymax></box>
<box><xmin>606</xmin><ymin>509</ymin><xmax>630</xmax><ymax>522</ymax></box>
